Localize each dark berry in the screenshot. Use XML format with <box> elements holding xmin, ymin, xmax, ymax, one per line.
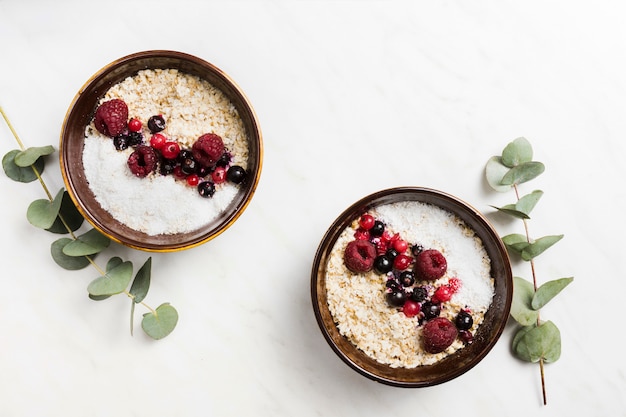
<box><xmin>373</xmin><ymin>255</ymin><xmax>393</xmax><ymax>274</ymax></box>
<box><xmin>422</xmin><ymin>301</ymin><xmax>441</xmax><ymax>320</ymax></box>
<box><xmin>459</xmin><ymin>330</ymin><xmax>474</xmax><ymax>344</ymax></box>
<box><xmin>216</xmin><ymin>152</ymin><xmax>232</xmax><ymax>167</ymax></box>
<box><xmin>197</xmin><ymin>181</ymin><xmax>216</xmax><ymax>198</ymax></box>
<box><xmin>113</xmin><ymin>135</ymin><xmax>130</xmax><ymax>151</ymax></box>
<box><xmin>177</xmin><ymin>149</ymin><xmax>193</xmax><ymax>163</ymax></box>
<box><xmin>455</xmin><ymin>310</ymin><xmax>474</xmax><ymax>331</ymax></box>
<box><xmin>385</xmin><ymin>278</ymin><xmax>401</xmax><ymax>291</ymax></box>
<box><xmin>410</xmin><ymin>286</ymin><xmax>428</xmax><ymax>303</ymax></box>
<box><xmin>127</xmin><ymin>145</ymin><xmax>158</xmax><ymax>178</ymax></box>
<box><xmin>411</xmin><ymin>244</ymin><xmax>424</xmax><ymax>256</ymax></box>
<box><xmin>147</xmin><ymin>115</ymin><xmax>166</xmax><ymax>133</ymax></box>
<box><xmin>126</xmin><ymin>131</ymin><xmax>143</xmax><ymax>147</ymax></box>
<box><xmin>226</xmin><ymin>165</ymin><xmax>247</xmax><ymax>184</ymax></box>
<box><xmin>422</xmin><ymin>317</ymin><xmax>458</xmax><ymax>353</ymax></box>
<box><xmin>159</xmin><ymin>158</ymin><xmax>177</xmax><ymax>176</ymax></box>
<box><xmin>385</xmin><ymin>248</ymin><xmax>398</xmax><ymax>260</ymax></box>
<box><xmin>369</xmin><ymin>220</ymin><xmax>385</xmax><ymax>237</ymax></box>
<box><xmin>180</xmin><ymin>156</ymin><xmax>197</xmax><ymax>175</ymax></box>
<box><xmin>414</xmin><ymin>249</ymin><xmax>447</xmax><ymax>281</ymax></box>
<box><xmin>94</xmin><ymin>99</ymin><xmax>128</xmax><ymax>137</ymax></box>
<box><xmin>196</xmin><ymin>164</ymin><xmax>213</xmax><ymax>178</ymax></box>
<box><xmin>386</xmin><ymin>290</ymin><xmax>406</xmax><ymax>307</ymax></box>
<box><xmin>344</xmin><ymin>240</ymin><xmax>376</xmax><ymax>273</ymax></box>
<box><xmin>192</xmin><ymin>133</ymin><xmax>224</xmax><ymax>167</ymax></box>
<box><xmin>399</xmin><ymin>271</ymin><xmax>415</xmax><ymax>287</ymax></box>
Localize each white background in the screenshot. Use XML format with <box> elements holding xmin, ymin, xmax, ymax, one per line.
<box><xmin>1</xmin><ymin>1</ymin><xmax>624</xmax><ymax>416</ymax></box>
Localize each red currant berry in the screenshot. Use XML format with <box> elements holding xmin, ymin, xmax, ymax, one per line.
<box><xmin>381</xmin><ymin>230</ymin><xmax>394</xmax><ymax>243</ymax></box>
<box><xmin>376</xmin><ymin>240</ymin><xmax>389</xmax><ymax>255</ymax></box>
<box><xmin>354</xmin><ymin>228</ymin><xmax>370</xmax><ymax>240</ymax></box>
<box><xmin>173</xmin><ymin>166</ymin><xmax>186</xmax><ymax>179</ymax></box>
<box><xmin>186</xmin><ymin>174</ymin><xmax>200</xmax><ymax>186</ymax></box>
<box><xmin>161</xmin><ymin>141</ymin><xmax>181</xmax><ymax>159</ymax></box>
<box><xmin>433</xmin><ymin>285</ymin><xmax>453</xmax><ymax>303</ymax></box>
<box><xmin>392</xmin><ymin>239</ymin><xmax>408</xmax><ymax>253</ymax></box>
<box><xmin>393</xmin><ymin>254</ymin><xmax>412</xmax><ymax>270</ymax></box>
<box><xmin>448</xmin><ymin>277</ymin><xmax>462</xmax><ymax>292</ymax></box>
<box><xmin>211</xmin><ymin>166</ymin><xmax>227</xmax><ymax>184</ymax></box>
<box><xmin>150</xmin><ymin>133</ymin><xmax>167</xmax><ymax>150</ymax></box>
<box><xmin>402</xmin><ymin>299</ymin><xmax>421</xmax><ymax>318</ymax></box>
<box><xmin>359</xmin><ymin>214</ymin><xmax>375</xmax><ymax>230</ymax></box>
<box><xmin>128</xmin><ymin>118</ymin><xmax>142</xmax><ymax>132</ymax></box>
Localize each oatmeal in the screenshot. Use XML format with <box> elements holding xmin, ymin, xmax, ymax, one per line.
<box><xmin>82</xmin><ymin>69</ymin><xmax>249</xmax><ymax>236</ymax></box>
<box><xmin>325</xmin><ymin>201</ymin><xmax>495</xmax><ymax>368</ymax></box>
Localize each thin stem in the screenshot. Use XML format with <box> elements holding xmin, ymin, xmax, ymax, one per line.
<box><xmin>513</xmin><ymin>184</ymin><xmax>547</xmax><ymax>405</ymax></box>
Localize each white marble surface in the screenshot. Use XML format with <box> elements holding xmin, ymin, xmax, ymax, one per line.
<box><xmin>1</xmin><ymin>1</ymin><xmax>624</xmax><ymax>416</ymax></box>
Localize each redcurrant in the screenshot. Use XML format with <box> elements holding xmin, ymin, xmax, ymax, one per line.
<box><xmin>128</xmin><ymin>118</ymin><xmax>142</xmax><ymax>132</ymax></box>
<box><xmin>392</xmin><ymin>239</ymin><xmax>408</xmax><ymax>253</ymax></box>
<box><xmin>393</xmin><ymin>254</ymin><xmax>412</xmax><ymax>270</ymax></box>
<box><xmin>150</xmin><ymin>133</ymin><xmax>167</xmax><ymax>150</ymax></box>
<box><xmin>402</xmin><ymin>299</ymin><xmax>421</xmax><ymax>318</ymax></box>
<box><xmin>211</xmin><ymin>166</ymin><xmax>227</xmax><ymax>184</ymax></box>
<box><xmin>161</xmin><ymin>141</ymin><xmax>181</xmax><ymax>159</ymax></box>
<box><xmin>359</xmin><ymin>214</ymin><xmax>375</xmax><ymax>230</ymax></box>
<box><xmin>186</xmin><ymin>174</ymin><xmax>200</xmax><ymax>186</ymax></box>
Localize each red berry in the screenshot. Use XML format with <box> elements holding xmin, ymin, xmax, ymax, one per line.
<box><xmin>393</xmin><ymin>254</ymin><xmax>412</xmax><ymax>270</ymax></box>
<box><xmin>173</xmin><ymin>166</ymin><xmax>186</xmax><ymax>179</ymax></box>
<box><xmin>186</xmin><ymin>174</ymin><xmax>200</xmax><ymax>186</ymax></box>
<box><xmin>192</xmin><ymin>133</ymin><xmax>224</xmax><ymax>167</ymax></box>
<box><xmin>432</xmin><ymin>285</ymin><xmax>453</xmax><ymax>303</ymax></box>
<box><xmin>211</xmin><ymin>166</ymin><xmax>227</xmax><ymax>184</ymax></box>
<box><xmin>359</xmin><ymin>214</ymin><xmax>375</xmax><ymax>230</ymax></box>
<box><xmin>127</xmin><ymin>146</ymin><xmax>157</xmax><ymax>178</ymax></box>
<box><xmin>150</xmin><ymin>133</ymin><xmax>167</xmax><ymax>150</ymax></box>
<box><xmin>414</xmin><ymin>249</ymin><xmax>448</xmax><ymax>281</ymax></box>
<box><xmin>93</xmin><ymin>99</ymin><xmax>128</xmax><ymax>137</ymax></box>
<box><xmin>354</xmin><ymin>228</ymin><xmax>370</xmax><ymax>240</ymax></box>
<box><xmin>161</xmin><ymin>141</ymin><xmax>181</xmax><ymax>159</ymax></box>
<box><xmin>128</xmin><ymin>118</ymin><xmax>142</xmax><ymax>132</ymax></box>
<box><xmin>448</xmin><ymin>277</ymin><xmax>462</xmax><ymax>292</ymax></box>
<box><xmin>402</xmin><ymin>299</ymin><xmax>421</xmax><ymax>318</ymax></box>
<box><xmin>392</xmin><ymin>239</ymin><xmax>408</xmax><ymax>253</ymax></box>
<box><xmin>375</xmin><ymin>239</ymin><xmax>389</xmax><ymax>255</ymax></box>
<box><xmin>381</xmin><ymin>230</ymin><xmax>394</xmax><ymax>243</ymax></box>
<box><xmin>344</xmin><ymin>240</ymin><xmax>376</xmax><ymax>273</ymax></box>
<box><xmin>422</xmin><ymin>317</ymin><xmax>458</xmax><ymax>353</ymax></box>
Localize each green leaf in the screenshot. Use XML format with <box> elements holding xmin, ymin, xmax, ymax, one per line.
<box><xmin>14</xmin><ymin>145</ymin><xmax>55</xmax><ymax>167</ymax></box>
<box><xmin>50</xmin><ymin>237</ymin><xmax>92</xmax><ymax>270</ymax></box>
<box><xmin>521</xmin><ymin>234</ymin><xmax>564</xmax><ymax>261</ymax></box>
<box><xmin>501</xmin><ymin>137</ymin><xmax>533</xmax><ymax>168</ymax></box>
<box><xmin>501</xmin><ymin>161</ymin><xmax>545</xmax><ymax>186</ymax></box>
<box><xmin>89</xmin><ymin>293</ymin><xmax>112</xmax><ymax>301</ymax></box>
<box><xmin>510</xmin><ymin>276</ymin><xmax>539</xmax><ymax>326</ymax></box>
<box><xmin>26</xmin><ymin>189</ymin><xmax>64</xmax><ymax>229</ymax></box>
<box><xmin>532</xmin><ymin>277</ymin><xmax>574</xmax><ymax>310</ymax></box>
<box><xmin>87</xmin><ymin>260</ymin><xmax>133</xmax><ymax>296</ymax></box>
<box><xmin>502</xmin><ymin>233</ymin><xmax>530</xmax><ymax>254</ymax></box>
<box><xmin>3</xmin><ymin>149</ymin><xmax>45</xmax><ymax>183</ymax></box>
<box><xmin>130</xmin><ymin>257</ymin><xmax>151</xmax><ymax>304</ymax></box>
<box><xmin>62</xmin><ymin>228</ymin><xmax>110</xmax><ymax>256</ymax></box>
<box><xmin>106</xmin><ymin>257</ymin><xmax>123</xmax><ymax>272</ymax></box>
<box><xmin>45</xmin><ymin>191</ymin><xmax>85</xmax><ymax>234</ymax></box>
<box><xmin>485</xmin><ymin>156</ymin><xmax>512</xmax><ymax>192</ymax></box>
<box><xmin>515</xmin><ymin>190</ymin><xmax>543</xmax><ymax>217</ymax></box>
<box><xmin>490</xmin><ymin>204</ymin><xmax>530</xmax><ymax>219</ymax></box>
<box><xmin>513</xmin><ymin>321</ymin><xmax>561</xmax><ymax>363</ymax></box>
<box><xmin>142</xmin><ymin>303</ymin><xmax>178</xmax><ymax>340</ymax></box>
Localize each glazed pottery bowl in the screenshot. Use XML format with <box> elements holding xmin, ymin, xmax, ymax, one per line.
<box><xmin>60</xmin><ymin>50</ymin><xmax>262</xmax><ymax>252</ymax></box>
<box><xmin>311</xmin><ymin>187</ymin><xmax>513</xmax><ymax>387</ymax></box>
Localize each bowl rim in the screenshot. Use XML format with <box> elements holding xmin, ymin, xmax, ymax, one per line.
<box><xmin>59</xmin><ymin>50</ymin><xmax>263</xmax><ymax>252</ymax></box>
<box><xmin>310</xmin><ymin>186</ymin><xmax>513</xmax><ymax>387</ymax></box>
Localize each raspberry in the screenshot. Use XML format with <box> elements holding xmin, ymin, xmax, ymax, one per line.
<box><xmin>127</xmin><ymin>145</ymin><xmax>158</xmax><ymax>178</ymax></box>
<box><xmin>422</xmin><ymin>317</ymin><xmax>458</xmax><ymax>353</ymax></box>
<box><xmin>414</xmin><ymin>249</ymin><xmax>447</xmax><ymax>281</ymax></box>
<box><xmin>344</xmin><ymin>240</ymin><xmax>376</xmax><ymax>273</ymax></box>
<box><xmin>94</xmin><ymin>99</ymin><xmax>128</xmax><ymax>137</ymax></box>
<box><xmin>192</xmin><ymin>133</ymin><xmax>224</xmax><ymax>167</ymax></box>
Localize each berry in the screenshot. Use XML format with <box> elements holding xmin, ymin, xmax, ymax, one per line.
<box><xmin>455</xmin><ymin>310</ymin><xmax>474</xmax><ymax>331</ymax></box>
<box><xmin>211</xmin><ymin>166</ymin><xmax>227</xmax><ymax>184</ymax></box>
<box><xmin>226</xmin><ymin>165</ymin><xmax>247</xmax><ymax>184</ymax></box>
<box><xmin>448</xmin><ymin>277</ymin><xmax>462</xmax><ymax>292</ymax></box>
<box><xmin>375</xmin><ymin>239</ymin><xmax>389</xmax><ymax>255</ymax></box>
<box><xmin>422</xmin><ymin>317</ymin><xmax>458</xmax><ymax>353</ymax></box>
<box><xmin>192</xmin><ymin>133</ymin><xmax>224</xmax><ymax>167</ymax></box>
<box><xmin>147</xmin><ymin>115</ymin><xmax>166</xmax><ymax>133</ymax></box>
<box><xmin>180</xmin><ymin>155</ymin><xmax>197</xmax><ymax>175</ymax></box>
<box><xmin>161</xmin><ymin>141</ymin><xmax>181</xmax><ymax>160</ymax></box>
<box><xmin>177</xmin><ymin>149</ymin><xmax>193</xmax><ymax>163</ymax></box>
<box><xmin>150</xmin><ymin>133</ymin><xmax>167</xmax><ymax>150</ymax></box>
<box><xmin>196</xmin><ymin>164</ymin><xmax>213</xmax><ymax>178</ymax></box>
<box><xmin>197</xmin><ymin>181</ymin><xmax>216</xmax><ymax>198</ymax></box>
<box><xmin>369</xmin><ymin>220</ymin><xmax>385</xmax><ymax>237</ymax></box>
<box><xmin>373</xmin><ymin>255</ymin><xmax>393</xmax><ymax>274</ymax></box>
<box><xmin>432</xmin><ymin>285</ymin><xmax>453</xmax><ymax>303</ymax></box>
<box><xmin>354</xmin><ymin>228</ymin><xmax>370</xmax><ymax>241</ymax></box>
<box><xmin>359</xmin><ymin>214</ymin><xmax>375</xmax><ymax>230</ymax></box>
<box><xmin>385</xmin><ymin>278</ymin><xmax>401</xmax><ymax>291</ymax></box>
<box><xmin>459</xmin><ymin>330</ymin><xmax>474</xmax><ymax>344</ymax></box>
<box><xmin>127</xmin><ymin>145</ymin><xmax>158</xmax><ymax>178</ymax></box>
<box><xmin>343</xmin><ymin>240</ymin><xmax>376</xmax><ymax>273</ymax></box>
<box><xmin>173</xmin><ymin>165</ymin><xmax>187</xmax><ymax>179</ymax></box>
<box><xmin>421</xmin><ymin>301</ymin><xmax>441</xmax><ymax>320</ymax></box>
<box><xmin>186</xmin><ymin>174</ymin><xmax>200</xmax><ymax>186</ymax></box>
<box><xmin>392</xmin><ymin>239</ymin><xmax>408</xmax><ymax>253</ymax></box>
<box><xmin>159</xmin><ymin>158</ymin><xmax>177</xmax><ymax>176</ymax></box>
<box><xmin>393</xmin><ymin>254</ymin><xmax>412</xmax><ymax>270</ymax></box>
<box><xmin>386</xmin><ymin>290</ymin><xmax>406</xmax><ymax>307</ymax></box>
<box><xmin>399</xmin><ymin>271</ymin><xmax>415</xmax><ymax>287</ymax></box>
<box><xmin>113</xmin><ymin>135</ymin><xmax>130</xmax><ymax>151</ymax></box>
<box><xmin>414</xmin><ymin>249</ymin><xmax>447</xmax><ymax>281</ymax></box>
<box><xmin>411</xmin><ymin>244</ymin><xmax>424</xmax><ymax>256</ymax></box>
<box><xmin>126</xmin><ymin>131</ymin><xmax>143</xmax><ymax>147</ymax></box>
<box><xmin>94</xmin><ymin>99</ymin><xmax>128</xmax><ymax>137</ymax></box>
<box><xmin>402</xmin><ymin>299</ymin><xmax>421</xmax><ymax>318</ymax></box>
<box><xmin>216</xmin><ymin>152</ymin><xmax>232</xmax><ymax>167</ymax></box>
<box><xmin>128</xmin><ymin>118</ymin><xmax>142</xmax><ymax>132</ymax></box>
<box><xmin>385</xmin><ymin>248</ymin><xmax>398</xmax><ymax>260</ymax></box>
<box><xmin>410</xmin><ymin>286</ymin><xmax>428</xmax><ymax>303</ymax></box>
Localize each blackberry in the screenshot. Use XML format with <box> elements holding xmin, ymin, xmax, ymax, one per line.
<box><xmin>410</xmin><ymin>286</ymin><xmax>428</xmax><ymax>303</ymax></box>
<box><xmin>127</xmin><ymin>131</ymin><xmax>143</xmax><ymax>147</ymax></box>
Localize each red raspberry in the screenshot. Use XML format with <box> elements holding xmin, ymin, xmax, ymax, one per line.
<box><xmin>94</xmin><ymin>99</ymin><xmax>128</xmax><ymax>137</ymax></box>
<box><xmin>344</xmin><ymin>240</ymin><xmax>376</xmax><ymax>273</ymax></box>
<box><xmin>422</xmin><ymin>317</ymin><xmax>458</xmax><ymax>353</ymax></box>
<box><xmin>127</xmin><ymin>145</ymin><xmax>158</xmax><ymax>178</ymax></box>
<box><xmin>192</xmin><ymin>133</ymin><xmax>225</xmax><ymax>167</ymax></box>
<box><xmin>414</xmin><ymin>249</ymin><xmax>447</xmax><ymax>281</ymax></box>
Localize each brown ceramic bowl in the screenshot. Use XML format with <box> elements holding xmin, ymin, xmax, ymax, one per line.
<box><xmin>311</xmin><ymin>187</ymin><xmax>513</xmax><ymax>387</ymax></box>
<box><xmin>60</xmin><ymin>50</ymin><xmax>262</xmax><ymax>252</ymax></box>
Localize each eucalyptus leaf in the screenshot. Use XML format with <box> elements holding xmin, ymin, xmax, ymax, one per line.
<box><xmin>87</xmin><ymin>260</ymin><xmax>133</xmax><ymax>296</ymax></box>
<box><xmin>513</xmin><ymin>321</ymin><xmax>561</xmax><ymax>363</ymax></box>
<box><xmin>63</xmin><ymin>228</ymin><xmax>111</xmax><ymax>256</ymax></box>
<box><xmin>130</xmin><ymin>257</ymin><xmax>151</xmax><ymax>304</ymax></box>
<box><xmin>490</xmin><ymin>204</ymin><xmax>530</xmax><ymax>219</ymax></box>
<box><xmin>532</xmin><ymin>277</ymin><xmax>574</xmax><ymax>310</ymax></box>
<box><xmin>89</xmin><ymin>294</ymin><xmax>112</xmax><ymax>301</ymax></box>
<box><xmin>501</xmin><ymin>137</ymin><xmax>533</xmax><ymax>168</ymax></box>
<box><xmin>521</xmin><ymin>234</ymin><xmax>564</xmax><ymax>261</ymax></box>
<box><xmin>510</xmin><ymin>276</ymin><xmax>538</xmax><ymax>326</ymax></box>
<box><xmin>45</xmin><ymin>191</ymin><xmax>85</xmax><ymax>234</ymax></box>
<box><xmin>515</xmin><ymin>190</ymin><xmax>543</xmax><ymax>217</ymax></box>
<box><xmin>14</xmin><ymin>145</ymin><xmax>55</xmax><ymax>167</ymax></box>
<box><xmin>501</xmin><ymin>161</ymin><xmax>545</xmax><ymax>186</ymax></box>
<box><xmin>502</xmin><ymin>233</ymin><xmax>530</xmax><ymax>254</ymax></box>
<box><xmin>26</xmin><ymin>189</ymin><xmax>64</xmax><ymax>229</ymax></box>
<box><xmin>142</xmin><ymin>303</ymin><xmax>178</xmax><ymax>340</ymax></box>
<box><xmin>50</xmin><ymin>237</ymin><xmax>92</xmax><ymax>270</ymax></box>
<box><xmin>3</xmin><ymin>149</ymin><xmax>45</xmax><ymax>183</ymax></box>
<box><xmin>485</xmin><ymin>156</ymin><xmax>512</xmax><ymax>192</ymax></box>
<box><xmin>106</xmin><ymin>256</ymin><xmax>124</xmax><ymax>272</ymax></box>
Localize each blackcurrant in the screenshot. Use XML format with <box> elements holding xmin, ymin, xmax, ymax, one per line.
<box><xmin>197</xmin><ymin>181</ymin><xmax>216</xmax><ymax>198</ymax></box>
<box><xmin>455</xmin><ymin>310</ymin><xmax>474</xmax><ymax>331</ymax></box>
<box><xmin>226</xmin><ymin>165</ymin><xmax>247</xmax><ymax>184</ymax></box>
<box><xmin>147</xmin><ymin>115</ymin><xmax>166</xmax><ymax>133</ymax></box>
<box><xmin>373</xmin><ymin>255</ymin><xmax>393</xmax><ymax>274</ymax></box>
<box><xmin>399</xmin><ymin>271</ymin><xmax>415</xmax><ymax>287</ymax></box>
<box><xmin>422</xmin><ymin>301</ymin><xmax>441</xmax><ymax>320</ymax></box>
<box><xmin>386</xmin><ymin>291</ymin><xmax>406</xmax><ymax>307</ymax></box>
<box><xmin>369</xmin><ymin>220</ymin><xmax>385</xmax><ymax>237</ymax></box>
